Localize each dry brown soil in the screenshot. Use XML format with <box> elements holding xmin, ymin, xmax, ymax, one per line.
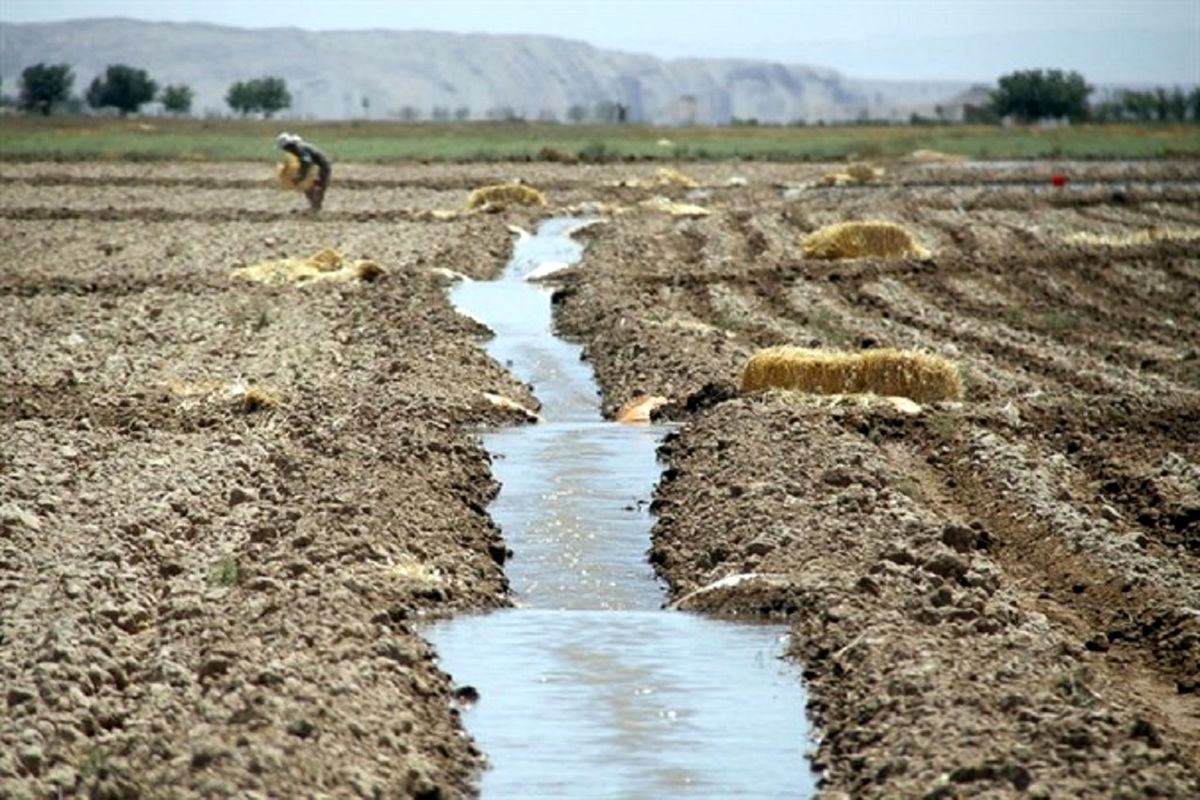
<box><xmin>2</xmin><ymin>158</ymin><xmax>1199</xmax><ymax>799</ymax></box>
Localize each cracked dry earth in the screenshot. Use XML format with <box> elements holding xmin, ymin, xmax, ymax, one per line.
<box><xmin>2</xmin><ymin>158</ymin><xmax>1199</xmax><ymax>799</ymax></box>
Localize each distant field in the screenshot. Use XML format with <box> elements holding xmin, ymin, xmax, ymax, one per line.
<box><xmin>1</xmin><ymin>116</ymin><xmax>1198</xmax><ymax>162</ymax></box>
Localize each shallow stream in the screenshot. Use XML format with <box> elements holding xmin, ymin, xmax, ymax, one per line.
<box><xmin>427</xmin><ymin>218</ymin><xmax>813</xmax><ymax>798</ymax></box>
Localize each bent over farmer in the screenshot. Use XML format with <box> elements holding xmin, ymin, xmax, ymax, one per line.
<box><xmin>275</xmin><ymin>132</ymin><xmax>331</xmax><ymax>212</ymax></box>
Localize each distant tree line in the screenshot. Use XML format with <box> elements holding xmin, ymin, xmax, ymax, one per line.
<box><xmin>7</xmin><ymin>62</ymin><xmax>296</xmax><ymax>118</ymax></box>
<box><xmin>987</xmin><ymin>68</ymin><xmax>1200</xmax><ymax>124</ymax></box>
<box><xmin>1091</xmin><ymin>87</ymin><xmax>1199</xmax><ymax>123</ymax></box>
<box><xmin>7</xmin><ymin>61</ymin><xmax>1197</xmax><ymax>126</ymax></box>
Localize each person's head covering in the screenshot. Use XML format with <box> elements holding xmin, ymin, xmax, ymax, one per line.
<box><xmin>275</xmin><ymin>132</ymin><xmax>301</xmax><ymax>150</ymax></box>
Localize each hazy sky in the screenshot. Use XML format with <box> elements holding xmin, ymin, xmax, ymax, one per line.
<box><xmin>3</xmin><ymin>0</ymin><xmax>1198</xmax><ymax>84</ymax></box>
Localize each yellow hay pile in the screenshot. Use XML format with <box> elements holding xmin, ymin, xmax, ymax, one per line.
<box><xmin>818</xmin><ymin>172</ymin><xmax>855</xmax><ymax>187</ymax></box>
<box><xmin>466</xmin><ymin>183</ymin><xmax>547</xmax><ymax>210</ymax></box>
<box><xmin>906</xmin><ymin>149</ymin><xmax>965</xmax><ymax>163</ymax></box>
<box><xmin>655</xmin><ymin>167</ymin><xmax>699</xmax><ymax>188</ymax></box>
<box><xmin>168</xmin><ymin>380</ymin><xmax>282</xmax><ymax>412</ymax></box>
<box><xmin>566</xmin><ymin>200</ymin><xmax>626</xmax><ymax>217</ymax></box>
<box><xmin>740</xmin><ymin>346</ymin><xmax>964</xmax><ymax>403</ymax></box>
<box><xmin>232</xmin><ymin>248</ymin><xmax>385</xmax><ymax>285</ymax></box>
<box><xmin>801</xmin><ymin>221</ymin><xmax>930</xmax><ymax>260</ymax></box>
<box><xmin>607</xmin><ymin>167</ymin><xmax>699</xmax><ymax>190</ymax></box>
<box><xmin>639</xmin><ymin>196</ymin><xmax>711</xmax><ymax>218</ymax></box>
<box><xmin>276</xmin><ymin>151</ymin><xmax>317</xmax><ymax>192</ymax></box>
<box><xmin>381</xmin><ymin>555</ymin><xmax>443</xmax><ymax>592</ymax></box>
<box><xmin>413</xmin><ymin>209</ymin><xmax>464</xmax><ymax>222</ymax></box>
<box><xmin>817</xmin><ymin>162</ymin><xmax>884</xmax><ymax>187</ymax></box>
<box><xmin>1065</xmin><ymin>227</ymin><xmax>1200</xmax><ymax>248</ymax></box>
<box><xmin>846</xmin><ymin>162</ymin><xmax>885</xmax><ymax>182</ymax></box>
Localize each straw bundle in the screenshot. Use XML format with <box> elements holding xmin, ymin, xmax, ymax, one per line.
<box><xmin>276</xmin><ymin>151</ymin><xmax>317</xmax><ymax>192</ymax></box>
<box><xmin>801</xmin><ymin>221</ymin><xmax>930</xmax><ymax>260</ymax></box>
<box><xmin>739</xmin><ymin>346</ymin><xmax>963</xmax><ymax>403</ymax></box>
<box><xmin>466</xmin><ymin>183</ymin><xmax>547</xmax><ymax>209</ymax></box>
<box><xmin>233</xmin><ymin>249</ymin><xmax>385</xmax><ymax>284</ymax></box>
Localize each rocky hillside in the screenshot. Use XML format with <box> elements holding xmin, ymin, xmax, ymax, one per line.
<box><xmin>0</xmin><ymin>18</ymin><xmax>966</xmax><ymax>123</ymax></box>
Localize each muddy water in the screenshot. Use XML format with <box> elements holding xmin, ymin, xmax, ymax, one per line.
<box><xmin>427</xmin><ymin>219</ymin><xmax>814</xmax><ymax>798</ymax></box>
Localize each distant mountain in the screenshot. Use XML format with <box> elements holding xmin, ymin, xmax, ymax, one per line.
<box><xmin>0</xmin><ymin>19</ymin><xmax>968</xmax><ymax>123</ymax></box>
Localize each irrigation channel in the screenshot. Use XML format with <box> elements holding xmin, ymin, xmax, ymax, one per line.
<box><xmin>426</xmin><ymin>218</ymin><xmax>814</xmax><ymax>798</ymax></box>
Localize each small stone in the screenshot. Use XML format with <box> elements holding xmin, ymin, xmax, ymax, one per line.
<box><xmin>0</xmin><ymin>503</ymin><xmax>42</xmax><ymax>531</ymax></box>
<box><xmin>825</xmin><ymin>605</ymin><xmax>851</xmax><ymax>622</ymax></box>
<box><xmin>16</xmin><ymin>743</ymin><xmax>43</xmax><ymax>775</ymax></box>
<box><xmin>882</xmin><ymin>544</ymin><xmax>917</xmax><ymax>566</ymax></box>
<box><xmin>929</xmin><ymin>587</ymin><xmax>954</xmax><ymax>607</ymax></box>
<box><xmin>1003</xmin><ymin>764</ymin><xmax>1033</xmax><ymax>791</ymax></box>
<box><xmin>286</xmin><ymin>719</ymin><xmax>316</xmax><ymax>739</ymax></box>
<box><xmin>198</xmin><ymin>656</ymin><xmax>231</xmax><ymax>680</ymax></box>
<box><xmin>45</xmin><ymin>763</ymin><xmax>77</xmax><ymax>788</ymax></box>
<box><xmin>1131</xmin><ymin>718</ymin><xmax>1163</xmax><ymax>748</ymax></box>
<box><xmin>855</xmin><ymin>575</ymin><xmax>881</xmax><ymax>596</ymax></box>
<box><xmin>452</xmin><ymin>686</ymin><xmax>480</xmax><ymax>706</ymax></box>
<box><xmin>821</xmin><ymin>467</ymin><xmax>854</xmax><ymax>487</ymax></box>
<box><xmin>940</xmin><ymin>523</ymin><xmax>976</xmax><ymax>553</ymax></box>
<box><xmin>1027</xmin><ymin>782</ymin><xmax>1053</xmax><ymax>800</ymax></box>
<box><xmin>228</xmin><ymin>487</ymin><xmax>256</xmax><ymax>506</ymax></box>
<box><xmin>924</xmin><ymin>552</ymin><xmax>969</xmax><ymax>581</ymax></box>
<box><xmin>921</xmin><ymin>775</ymin><xmax>955</xmax><ymax>800</ymax></box>
<box><xmin>746</xmin><ymin>539</ymin><xmax>774</xmax><ymax>557</ymax></box>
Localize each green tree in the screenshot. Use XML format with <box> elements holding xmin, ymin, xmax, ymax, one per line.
<box><xmin>1168</xmin><ymin>87</ymin><xmax>1188</xmax><ymax>122</ymax></box>
<box><xmin>1121</xmin><ymin>90</ymin><xmax>1154</xmax><ymax>122</ymax></box>
<box><xmin>989</xmin><ymin>69</ymin><xmax>1091</xmax><ymax>123</ymax></box>
<box><xmin>18</xmin><ymin>63</ymin><xmax>74</xmax><ymax>116</ymax></box>
<box><xmin>226</xmin><ymin>80</ymin><xmax>254</xmax><ymax>115</ymax></box>
<box><xmin>253</xmin><ymin>77</ymin><xmax>291</xmax><ymax>118</ymax></box>
<box><xmin>160</xmin><ymin>84</ymin><xmax>193</xmax><ymax>115</ymax></box>
<box><xmin>1190</xmin><ymin>87</ymin><xmax>1200</xmax><ymax>122</ymax></box>
<box><xmin>226</xmin><ymin>77</ymin><xmax>291</xmax><ymax>117</ymax></box>
<box><xmin>1152</xmin><ymin>87</ymin><xmax>1171</xmax><ymax>122</ymax></box>
<box><xmin>453</xmin><ymin>106</ymin><xmax>470</xmax><ymax>121</ymax></box>
<box><xmin>86</xmin><ymin>64</ymin><xmax>158</xmax><ymax>115</ymax></box>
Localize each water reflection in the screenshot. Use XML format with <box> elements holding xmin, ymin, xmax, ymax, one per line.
<box><xmin>427</xmin><ymin>218</ymin><xmax>814</xmax><ymax>799</ymax></box>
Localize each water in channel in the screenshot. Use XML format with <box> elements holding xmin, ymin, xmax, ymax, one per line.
<box><xmin>426</xmin><ymin>218</ymin><xmax>814</xmax><ymax>799</ymax></box>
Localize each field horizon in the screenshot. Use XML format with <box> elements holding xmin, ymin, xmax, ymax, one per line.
<box><xmin>2</xmin><ymin>117</ymin><xmax>1198</xmax><ymax>162</ymax></box>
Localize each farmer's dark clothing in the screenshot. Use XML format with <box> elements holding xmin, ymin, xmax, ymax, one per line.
<box><xmin>283</xmin><ymin>141</ymin><xmax>331</xmax><ymax>211</ymax></box>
